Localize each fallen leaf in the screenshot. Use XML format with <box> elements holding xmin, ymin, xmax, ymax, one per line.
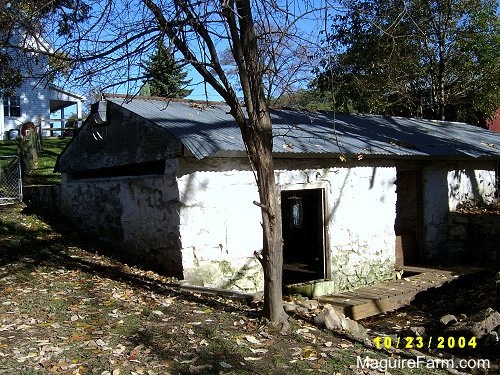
<box><xmin>244</xmin><ymin>335</ymin><xmax>261</xmax><ymax>344</ymax></box>
<box><xmin>219</xmin><ymin>361</ymin><xmax>232</xmax><ymax>369</ymax></box>
<box><xmin>179</xmin><ymin>356</ymin><xmax>198</xmax><ymax>364</ymax></box>
<box><xmin>249</xmin><ymin>348</ymin><xmax>268</xmax><ymax>354</ymax></box>
<box><xmin>189</xmin><ymin>364</ymin><xmax>212</xmax><ymax>373</ymax></box>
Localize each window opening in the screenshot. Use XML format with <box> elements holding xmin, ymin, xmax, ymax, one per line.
<box><xmin>3</xmin><ymin>96</ymin><xmax>21</xmax><ymax>117</ymax></box>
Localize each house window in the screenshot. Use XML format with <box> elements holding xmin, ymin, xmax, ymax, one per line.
<box><xmin>3</xmin><ymin>96</ymin><xmax>21</xmax><ymax>117</ymax></box>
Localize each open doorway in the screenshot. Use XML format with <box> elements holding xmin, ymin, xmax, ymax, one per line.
<box><xmin>394</xmin><ymin>169</ymin><xmax>422</xmax><ymax>268</ymax></box>
<box><xmin>281</xmin><ymin>188</ymin><xmax>326</xmax><ymax>285</ymax></box>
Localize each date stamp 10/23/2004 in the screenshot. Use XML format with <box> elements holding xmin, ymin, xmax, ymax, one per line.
<box><xmin>373</xmin><ymin>336</ymin><xmax>478</xmax><ymax>350</ymax></box>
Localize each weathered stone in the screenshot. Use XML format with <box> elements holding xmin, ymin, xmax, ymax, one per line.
<box><xmin>314</xmin><ymin>304</ymin><xmax>349</xmax><ymax>331</ymax></box>
<box><xmin>346</xmin><ymin>318</ymin><xmax>369</xmax><ymax>340</ymax></box>
<box><xmin>484</xmin><ymin>331</ymin><xmax>499</xmax><ymax>346</ymax></box>
<box><xmin>297</xmin><ymin>299</ymin><xmax>319</xmax><ymax>310</ymax></box>
<box><xmin>445</xmin><ymin>308</ymin><xmax>500</xmax><ymax>339</ymax></box>
<box><xmin>440</xmin><ymin>314</ymin><xmax>458</xmax><ymax>327</ymax></box>
<box><xmin>313</xmin><ymin>304</ymin><xmax>367</xmax><ymax>339</ymax></box>
<box><xmin>250</xmin><ymin>291</ymin><xmax>264</xmax><ymax>304</ymax></box>
<box><xmin>283</xmin><ymin>302</ymin><xmax>298</xmax><ymax>313</ymax></box>
<box><xmin>409</xmin><ymin>326</ymin><xmax>426</xmax><ymax>337</ymax></box>
<box><xmin>296</xmin><ymin>306</ymin><xmax>310</xmax><ymax>315</ymax></box>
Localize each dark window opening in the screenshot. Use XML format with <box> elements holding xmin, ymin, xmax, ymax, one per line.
<box><xmin>69</xmin><ymin>160</ymin><xmax>166</xmax><ymax>180</ymax></box>
<box><xmin>281</xmin><ymin>188</ymin><xmax>326</xmax><ymax>285</ymax></box>
<box><xmin>3</xmin><ymin>96</ymin><xmax>21</xmax><ymax>117</ymax></box>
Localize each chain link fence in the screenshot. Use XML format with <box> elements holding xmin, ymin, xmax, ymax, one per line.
<box><xmin>0</xmin><ymin>155</ymin><xmax>23</xmax><ymax>205</ymax></box>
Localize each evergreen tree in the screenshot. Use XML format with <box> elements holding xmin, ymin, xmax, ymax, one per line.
<box><xmin>140</xmin><ymin>44</ymin><xmax>192</xmax><ymax>98</ymax></box>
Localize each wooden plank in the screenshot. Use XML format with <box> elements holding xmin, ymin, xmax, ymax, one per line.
<box><xmin>349</xmin><ymin>290</ymin><xmax>385</xmax><ymax>300</ymax></box>
<box><xmin>316</xmin><ymin>265</ymin><xmax>485</xmax><ymax>320</ymax></box>
<box><xmin>333</xmin><ymin>294</ymin><xmax>372</xmax><ymax>306</ymax></box>
<box><xmin>348</xmin><ymin>291</ymin><xmax>419</xmax><ymax>320</ymax></box>
<box><xmin>318</xmin><ymin>297</ymin><xmax>357</xmax><ymax>308</ymax></box>
<box><xmin>388</xmin><ymin>281</ymin><xmax>423</xmax><ymax>293</ymax></box>
<box><xmin>377</xmin><ymin>285</ymin><xmax>410</xmax><ymax>297</ymax></box>
<box><xmin>401</xmin><ymin>266</ymin><xmax>437</xmax><ymax>273</ymax></box>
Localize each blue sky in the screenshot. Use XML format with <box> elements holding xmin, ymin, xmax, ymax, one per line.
<box><xmin>50</xmin><ymin>0</ymin><xmax>331</xmax><ymax>107</ymax></box>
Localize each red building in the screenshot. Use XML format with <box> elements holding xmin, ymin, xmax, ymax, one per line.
<box><xmin>487</xmin><ymin>109</ymin><xmax>500</xmax><ymax>133</ymax></box>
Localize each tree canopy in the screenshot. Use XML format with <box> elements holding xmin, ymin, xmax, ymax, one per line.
<box><xmin>314</xmin><ymin>0</ymin><xmax>500</xmax><ymax>125</ymax></box>
<box><xmin>0</xmin><ymin>0</ymin><xmax>89</xmax><ymax>93</ymax></box>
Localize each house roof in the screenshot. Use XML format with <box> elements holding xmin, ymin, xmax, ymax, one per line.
<box><xmin>105</xmin><ymin>95</ymin><xmax>500</xmax><ymax>160</ymax></box>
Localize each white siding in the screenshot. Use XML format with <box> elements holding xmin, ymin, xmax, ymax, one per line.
<box><xmin>1</xmin><ymin>43</ymin><xmax>50</xmax><ymax>139</ymax></box>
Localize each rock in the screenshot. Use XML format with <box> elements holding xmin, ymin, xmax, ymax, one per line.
<box><xmin>445</xmin><ymin>308</ymin><xmax>500</xmax><ymax>339</ymax></box>
<box><xmin>296</xmin><ymin>306</ymin><xmax>310</xmax><ymax>315</ymax></box>
<box><xmin>283</xmin><ymin>302</ymin><xmax>298</xmax><ymax>313</ymax></box>
<box><xmin>401</xmin><ymin>326</ymin><xmax>425</xmax><ymax>337</ymax></box>
<box><xmin>484</xmin><ymin>331</ymin><xmax>499</xmax><ymax>346</ymax></box>
<box><xmin>297</xmin><ymin>299</ymin><xmax>319</xmax><ymax>310</ymax></box>
<box><xmin>314</xmin><ymin>304</ymin><xmax>349</xmax><ymax>331</ymax></box>
<box><xmin>250</xmin><ymin>291</ymin><xmax>264</xmax><ymax>304</ymax></box>
<box><xmin>440</xmin><ymin>314</ymin><xmax>458</xmax><ymax>327</ymax></box>
<box><xmin>458</xmin><ymin>314</ymin><xmax>468</xmax><ymax>321</ymax></box>
<box><xmin>313</xmin><ymin>304</ymin><xmax>367</xmax><ymax>340</ymax></box>
<box><xmin>409</xmin><ymin>326</ymin><xmax>426</xmax><ymax>337</ymax></box>
<box><xmin>346</xmin><ymin>318</ymin><xmax>369</xmax><ymax>340</ymax></box>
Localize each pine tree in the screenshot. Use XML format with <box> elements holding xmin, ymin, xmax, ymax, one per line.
<box><xmin>140</xmin><ymin>44</ymin><xmax>192</xmax><ymax>98</ymax></box>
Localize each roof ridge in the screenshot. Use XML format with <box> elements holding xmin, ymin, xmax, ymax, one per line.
<box><xmin>103</xmin><ymin>93</ymin><xmax>227</xmax><ymax>107</ymax></box>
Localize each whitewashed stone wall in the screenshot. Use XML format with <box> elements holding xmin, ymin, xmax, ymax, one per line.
<box><xmin>177</xmin><ymin>157</ymin><xmax>398</xmax><ymax>293</ymax></box>
<box><xmin>60</xmin><ymin>159</ymin><xmax>182</xmax><ymax>277</ymax></box>
<box><xmin>275</xmin><ymin>159</ymin><xmax>397</xmax><ymax>292</ymax></box>
<box><xmin>177</xmin><ymin>158</ymin><xmax>264</xmax><ymax>292</ymax></box>
<box><xmin>58</xmin><ymin>156</ymin><xmax>498</xmax><ymax>293</ymax></box>
<box><xmin>422</xmin><ymin>161</ymin><xmax>497</xmax><ymax>257</ymax></box>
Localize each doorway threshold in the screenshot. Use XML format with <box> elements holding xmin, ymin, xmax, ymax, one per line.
<box><xmin>285</xmin><ymin>279</ymin><xmax>337</xmax><ymax>298</ymax></box>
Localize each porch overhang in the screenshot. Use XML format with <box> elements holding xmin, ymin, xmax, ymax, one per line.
<box><xmin>49</xmin><ymin>84</ymin><xmax>86</xmax><ymax>113</ymax></box>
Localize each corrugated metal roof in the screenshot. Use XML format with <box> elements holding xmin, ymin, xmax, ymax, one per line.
<box><xmin>107</xmin><ymin>96</ymin><xmax>500</xmax><ymax>160</ymax></box>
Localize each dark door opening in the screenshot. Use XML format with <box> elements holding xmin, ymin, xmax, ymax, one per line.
<box><xmin>394</xmin><ymin>169</ymin><xmax>422</xmax><ymax>267</ymax></box>
<box><xmin>281</xmin><ymin>188</ymin><xmax>326</xmax><ymax>285</ymax></box>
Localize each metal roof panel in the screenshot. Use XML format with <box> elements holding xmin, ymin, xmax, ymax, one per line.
<box><xmin>107</xmin><ymin>96</ymin><xmax>500</xmax><ymax>160</ymax></box>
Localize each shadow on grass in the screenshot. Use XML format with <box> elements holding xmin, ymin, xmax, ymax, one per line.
<box><xmin>0</xmin><ymin>204</ymin><xmax>254</xmax><ymax>317</ymax></box>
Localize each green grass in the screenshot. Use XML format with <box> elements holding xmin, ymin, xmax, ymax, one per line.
<box><xmin>0</xmin><ymin>140</ymin><xmax>18</xmax><ymax>155</ymax></box>
<box><xmin>0</xmin><ymin>137</ymin><xmax>70</xmax><ymax>185</ymax></box>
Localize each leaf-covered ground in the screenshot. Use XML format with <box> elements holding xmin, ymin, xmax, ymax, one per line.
<box><xmin>0</xmin><ymin>204</ymin><xmax>481</xmax><ymax>374</ymax></box>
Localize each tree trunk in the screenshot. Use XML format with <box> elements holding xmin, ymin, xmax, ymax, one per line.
<box><xmin>145</xmin><ymin>0</ymin><xmax>288</xmax><ymax>324</ymax></box>
<box><xmin>438</xmin><ymin>41</ymin><xmax>446</xmax><ymax>121</ymax></box>
<box><xmin>248</xmin><ymin>126</ymin><xmax>287</xmax><ymax>324</ymax></box>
